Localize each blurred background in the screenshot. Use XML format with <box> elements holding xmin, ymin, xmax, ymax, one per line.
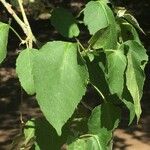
<box><xmin>0</xmin><ymin>0</ymin><xmax>150</xmax><ymax>149</ymax></box>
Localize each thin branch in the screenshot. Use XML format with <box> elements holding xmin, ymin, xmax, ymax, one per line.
<box><xmin>0</xmin><ymin>0</ymin><xmax>37</xmax><ymax>48</ymax></box>
<box><xmin>17</xmin><ymin>0</ymin><xmax>34</xmax><ymax>48</ymax></box>
<box><xmin>76</xmin><ymin>38</ymin><xmax>86</xmax><ymax>52</ymax></box>
<box><xmin>18</xmin><ymin>0</ymin><xmax>29</xmax><ymax>26</ymax></box>
<box><xmin>9</xmin><ymin>26</ymin><xmax>23</xmax><ymax>42</ymax></box>
<box><xmin>91</xmin><ymin>83</ymin><xmax>107</xmax><ymax>103</ymax></box>
<box><xmin>0</xmin><ymin>0</ymin><xmax>28</xmax><ymax>35</ymax></box>
<box><xmin>81</xmin><ymin>101</ymin><xmax>92</xmax><ymax>111</ymax></box>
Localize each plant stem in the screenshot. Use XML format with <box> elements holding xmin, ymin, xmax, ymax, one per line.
<box><xmin>0</xmin><ymin>0</ymin><xmax>27</xmax><ymax>35</ymax></box>
<box><xmin>9</xmin><ymin>25</ymin><xmax>23</xmax><ymax>42</ymax></box>
<box><xmin>104</xmin><ymin>49</ymin><xmax>115</xmax><ymax>52</ymax></box>
<box><xmin>81</xmin><ymin>101</ymin><xmax>92</xmax><ymax>111</ymax></box>
<box><xmin>17</xmin><ymin>0</ymin><xmax>35</xmax><ymax>48</ymax></box>
<box><xmin>76</xmin><ymin>38</ymin><xmax>86</xmax><ymax>52</ymax></box>
<box><xmin>91</xmin><ymin>83</ymin><xmax>107</xmax><ymax>103</ymax></box>
<box><xmin>18</xmin><ymin>0</ymin><xmax>28</xmax><ymax>25</ymax></box>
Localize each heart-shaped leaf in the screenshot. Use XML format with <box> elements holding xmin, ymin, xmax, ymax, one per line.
<box><xmin>32</xmin><ymin>41</ymin><xmax>88</xmax><ymax>135</ymax></box>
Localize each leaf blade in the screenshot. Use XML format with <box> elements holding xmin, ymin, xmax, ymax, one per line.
<box><xmin>87</xmin><ymin>103</ymin><xmax>120</xmax><ymax>149</ymax></box>
<box><xmin>33</xmin><ymin>41</ymin><xmax>89</xmax><ymax>135</ymax></box>
<box><xmin>123</xmin><ymin>14</ymin><xmax>145</xmax><ymax>34</ymax></box>
<box><xmin>84</xmin><ymin>1</ymin><xmax>109</xmax><ymax>35</ymax></box>
<box><xmin>125</xmin><ymin>40</ymin><xmax>148</xmax><ymax>120</ymax></box>
<box><xmin>106</xmin><ymin>46</ymin><xmax>127</xmax><ymax>97</ymax></box>
<box><xmin>68</xmin><ymin>135</ymin><xmax>102</xmax><ymax>150</ymax></box>
<box><xmin>0</xmin><ymin>22</ymin><xmax>9</xmax><ymax>63</ymax></box>
<box><xmin>16</xmin><ymin>49</ymin><xmax>37</xmax><ymax>95</ymax></box>
<box><xmin>51</xmin><ymin>8</ymin><xmax>80</xmax><ymax>38</ymax></box>
<box><xmin>85</xmin><ymin>1</ymin><xmax>117</xmax><ymax>49</ymax></box>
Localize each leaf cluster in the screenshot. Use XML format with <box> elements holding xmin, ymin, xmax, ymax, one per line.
<box><xmin>0</xmin><ymin>0</ymin><xmax>148</xmax><ymax>149</ymax></box>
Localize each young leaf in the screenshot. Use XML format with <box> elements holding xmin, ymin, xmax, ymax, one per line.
<box><xmin>125</xmin><ymin>40</ymin><xmax>148</xmax><ymax>120</ymax></box>
<box><xmin>84</xmin><ymin>1</ymin><xmax>117</xmax><ymax>49</ymax></box>
<box><xmin>16</xmin><ymin>49</ymin><xmax>38</xmax><ymax>95</ymax></box>
<box><xmin>32</xmin><ymin>41</ymin><xmax>89</xmax><ymax>135</ymax></box>
<box><xmin>51</xmin><ymin>8</ymin><xmax>80</xmax><ymax>38</ymax></box>
<box><xmin>0</xmin><ymin>22</ymin><xmax>9</xmax><ymax>63</ymax></box>
<box><xmin>105</xmin><ymin>45</ymin><xmax>127</xmax><ymax>97</ymax></box>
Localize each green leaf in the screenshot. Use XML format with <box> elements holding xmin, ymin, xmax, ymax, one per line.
<box><xmin>84</xmin><ymin>1</ymin><xmax>108</xmax><ymax>35</ymax></box>
<box><xmin>122</xmin><ymin>86</ymin><xmax>136</xmax><ymax>125</ymax></box>
<box><xmin>84</xmin><ymin>1</ymin><xmax>117</xmax><ymax>49</ymax></box>
<box><xmin>88</xmin><ymin>26</ymin><xmax>113</xmax><ymax>49</ymax></box>
<box><xmin>0</xmin><ymin>22</ymin><xmax>9</xmax><ymax>63</ymax></box>
<box><xmin>125</xmin><ymin>40</ymin><xmax>148</xmax><ymax>120</ymax></box>
<box><xmin>16</xmin><ymin>49</ymin><xmax>37</xmax><ymax>95</ymax></box>
<box><xmin>34</xmin><ymin>118</ymin><xmax>68</xmax><ymax>150</ymax></box>
<box><xmin>24</xmin><ymin>119</ymin><xmax>35</xmax><ymax>141</ymax></box>
<box><xmin>86</xmin><ymin>0</ymin><xmax>110</xmax><ymax>4</ymax></box>
<box><xmin>32</xmin><ymin>41</ymin><xmax>88</xmax><ymax>135</ymax></box>
<box><xmin>88</xmin><ymin>103</ymin><xmax>121</xmax><ymax>132</ymax></box>
<box><xmin>23</xmin><ymin>119</ymin><xmax>36</xmax><ymax>149</ymax></box>
<box><xmin>87</xmin><ymin>55</ymin><xmax>110</xmax><ymax>98</ymax></box>
<box><xmin>100</xmin><ymin>0</ymin><xmax>110</xmax><ymax>4</ymax></box>
<box><xmin>89</xmin><ymin>26</ymin><xmax>117</xmax><ymax>49</ymax></box>
<box><xmin>123</xmin><ymin>14</ymin><xmax>145</xmax><ymax>34</ymax></box>
<box><xmin>105</xmin><ymin>45</ymin><xmax>127</xmax><ymax>97</ymax></box>
<box><xmin>68</xmin><ymin>135</ymin><xmax>102</xmax><ymax>150</ymax></box>
<box><xmin>123</xmin><ymin>99</ymin><xmax>135</xmax><ymax>125</ymax></box>
<box><xmin>51</xmin><ymin>8</ymin><xmax>80</xmax><ymax>38</ymax></box>
<box><xmin>87</xmin><ymin>103</ymin><xmax>120</xmax><ymax>149</ymax></box>
<box><xmin>120</xmin><ymin>21</ymin><xmax>141</xmax><ymax>44</ymax></box>
<box><xmin>87</xmin><ymin>52</ymin><xmax>95</xmax><ymax>62</ymax></box>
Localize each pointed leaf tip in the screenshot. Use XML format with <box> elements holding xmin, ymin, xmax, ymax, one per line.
<box><xmin>32</xmin><ymin>41</ymin><xmax>89</xmax><ymax>135</ymax></box>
